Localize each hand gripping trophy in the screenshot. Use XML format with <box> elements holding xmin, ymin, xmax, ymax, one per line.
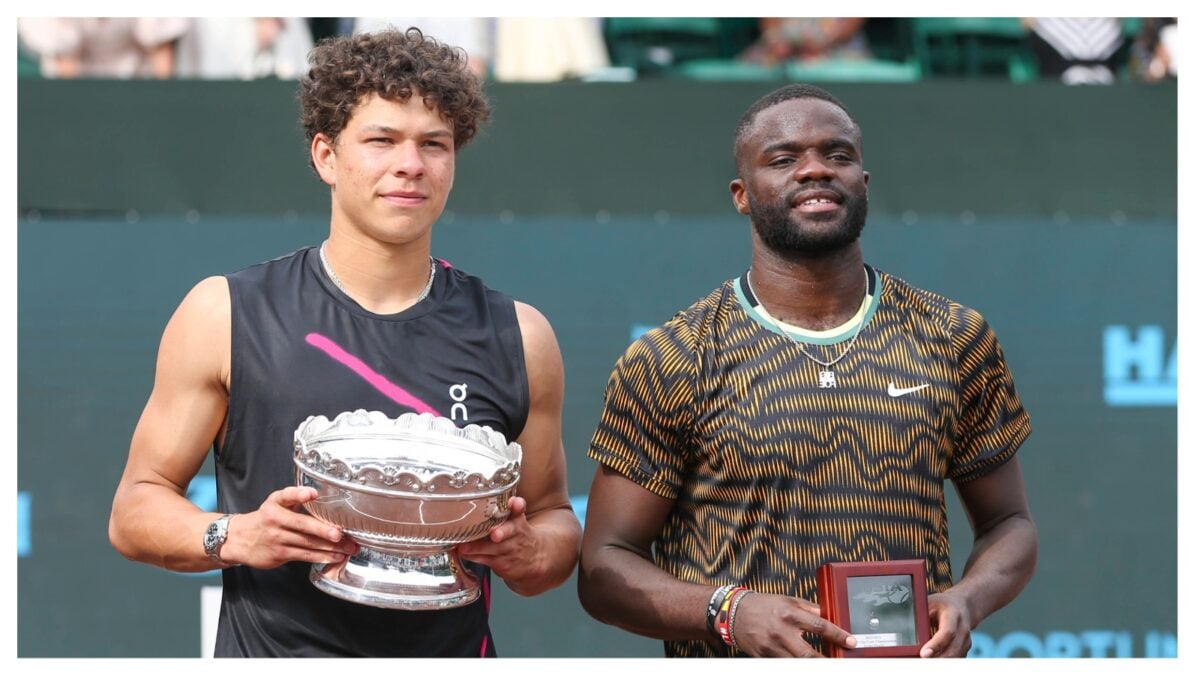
<box><xmin>293</xmin><ymin>410</ymin><xmax>522</xmax><ymax>610</ymax></box>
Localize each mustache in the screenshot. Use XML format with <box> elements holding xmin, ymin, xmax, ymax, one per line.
<box><xmin>785</xmin><ymin>182</ymin><xmax>847</xmax><ymax>205</ymax></box>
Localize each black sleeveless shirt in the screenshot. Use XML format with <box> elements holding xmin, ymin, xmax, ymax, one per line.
<box><xmin>214</xmin><ymin>246</ymin><xmax>529</xmax><ymax>657</ymax></box>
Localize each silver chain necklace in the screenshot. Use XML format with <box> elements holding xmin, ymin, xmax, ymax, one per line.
<box><xmin>750</xmin><ymin>268</ymin><xmax>870</xmax><ymax>389</ymax></box>
<box><xmin>319</xmin><ymin>241</ymin><xmax>436</xmax><ymax>305</ymax></box>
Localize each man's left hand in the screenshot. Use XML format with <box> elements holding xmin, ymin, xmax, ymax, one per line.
<box><xmin>921</xmin><ymin>591</ymin><xmax>974</xmax><ymax>657</ymax></box>
<box><xmin>457</xmin><ymin>497</ymin><xmax>546</xmax><ymax>592</ymax></box>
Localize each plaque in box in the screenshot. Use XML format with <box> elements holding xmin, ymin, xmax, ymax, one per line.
<box><xmin>816</xmin><ymin>559</ymin><xmax>931</xmax><ymax>657</ymax></box>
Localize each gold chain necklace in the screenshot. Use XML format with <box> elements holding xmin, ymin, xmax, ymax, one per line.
<box><xmin>319</xmin><ymin>241</ymin><xmax>436</xmax><ymax>304</ymax></box>
<box><xmin>749</xmin><ymin>268</ymin><xmax>869</xmax><ymax>389</ymax></box>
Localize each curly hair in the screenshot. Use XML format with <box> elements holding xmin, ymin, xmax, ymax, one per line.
<box><xmin>298</xmin><ymin>28</ymin><xmax>491</xmax><ymax>170</ymax></box>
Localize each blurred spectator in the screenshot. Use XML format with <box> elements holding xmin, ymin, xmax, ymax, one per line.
<box><xmin>738</xmin><ymin>18</ymin><xmax>870</xmax><ymax>66</ymax></box>
<box><xmin>175</xmin><ymin>18</ymin><xmax>313</xmax><ymax>79</ymax></box>
<box><xmin>493</xmin><ymin>18</ymin><xmax>609</xmax><ymax>82</ymax></box>
<box><xmin>1023</xmin><ymin>17</ymin><xmax>1125</xmax><ymax>84</ymax></box>
<box><xmin>1132</xmin><ymin>18</ymin><xmax>1177</xmax><ymax>82</ymax></box>
<box><xmin>17</xmin><ymin>17</ymin><xmax>188</xmax><ymax>78</ymax></box>
<box><xmin>353</xmin><ymin>18</ymin><xmax>492</xmax><ymax>79</ymax></box>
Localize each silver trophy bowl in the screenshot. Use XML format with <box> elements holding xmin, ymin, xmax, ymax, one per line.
<box><xmin>293</xmin><ymin>410</ymin><xmax>522</xmax><ymax>610</ymax></box>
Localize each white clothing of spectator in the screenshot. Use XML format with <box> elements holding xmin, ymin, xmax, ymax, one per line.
<box><xmin>175</xmin><ymin>18</ymin><xmax>314</xmax><ymax>79</ymax></box>
<box><xmin>493</xmin><ymin>18</ymin><xmax>610</xmax><ymax>82</ymax></box>
<box><xmin>17</xmin><ymin>17</ymin><xmax>188</xmax><ymax>79</ymax></box>
<box><xmin>354</xmin><ymin>18</ymin><xmax>492</xmax><ymax>78</ymax></box>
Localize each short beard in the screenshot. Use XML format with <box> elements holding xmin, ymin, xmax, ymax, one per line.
<box><xmin>749</xmin><ymin>192</ymin><xmax>868</xmax><ymax>259</ymax></box>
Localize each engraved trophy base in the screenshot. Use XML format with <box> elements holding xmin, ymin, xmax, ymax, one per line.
<box><xmin>310</xmin><ymin>544</ymin><xmax>479</xmax><ymax>610</ymax></box>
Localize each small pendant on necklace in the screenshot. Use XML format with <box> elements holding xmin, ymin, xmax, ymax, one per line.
<box><xmin>818</xmin><ymin>370</ymin><xmax>837</xmax><ymax>389</ymax></box>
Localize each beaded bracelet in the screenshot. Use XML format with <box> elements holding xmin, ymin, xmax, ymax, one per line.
<box><xmin>705</xmin><ymin>584</ymin><xmax>737</xmax><ymax>640</ymax></box>
<box><xmin>727</xmin><ymin>589</ymin><xmax>754</xmax><ymax>651</ymax></box>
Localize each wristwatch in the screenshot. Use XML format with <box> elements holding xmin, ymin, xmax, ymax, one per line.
<box><xmin>203</xmin><ymin>513</ymin><xmax>235</xmax><ymax>565</ymax></box>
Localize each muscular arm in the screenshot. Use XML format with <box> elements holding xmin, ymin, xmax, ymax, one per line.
<box><xmin>109</xmin><ymin>277</ymin><xmax>355</xmax><ymax>572</ymax></box>
<box><xmin>579</xmin><ymin>465</ymin><xmax>856</xmax><ymax>655</ymax></box>
<box><xmin>923</xmin><ymin>457</ymin><xmax>1038</xmax><ymax>657</ymax></box>
<box><xmin>457</xmin><ymin>302</ymin><xmax>581</xmax><ymax>596</ymax></box>
<box><xmin>578</xmin><ymin>465</ymin><xmax>714</xmax><ymax>641</ymax></box>
<box><xmin>109</xmin><ymin>276</ymin><xmax>236</xmax><ymax>571</ymax></box>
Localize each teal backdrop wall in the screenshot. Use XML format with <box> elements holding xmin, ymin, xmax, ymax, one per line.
<box><xmin>17</xmin><ymin>79</ymin><xmax>1176</xmax><ymax>657</ymax></box>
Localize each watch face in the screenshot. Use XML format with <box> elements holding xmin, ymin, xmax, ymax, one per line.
<box><xmin>204</xmin><ymin>519</ymin><xmax>223</xmax><ymax>554</ymax></box>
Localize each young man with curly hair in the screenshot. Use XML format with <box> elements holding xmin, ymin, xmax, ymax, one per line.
<box><xmin>109</xmin><ymin>29</ymin><xmax>581</xmax><ymax>657</ymax></box>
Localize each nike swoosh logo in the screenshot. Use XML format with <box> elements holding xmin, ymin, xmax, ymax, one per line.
<box><xmin>887</xmin><ymin>382</ymin><xmax>931</xmax><ymax>397</ymax></box>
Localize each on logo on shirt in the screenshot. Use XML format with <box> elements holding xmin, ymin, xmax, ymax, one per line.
<box><xmin>449</xmin><ymin>383</ymin><xmax>469</xmax><ymax>421</ymax></box>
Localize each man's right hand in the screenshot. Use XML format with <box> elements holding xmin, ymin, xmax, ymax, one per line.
<box><xmin>221</xmin><ymin>487</ymin><xmax>358</xmax><ymax>568</ymax></box>
<box><xmin>729</xmin><ymin>592</ymin><xmax>858</xmax><ymax>657</ymax></box>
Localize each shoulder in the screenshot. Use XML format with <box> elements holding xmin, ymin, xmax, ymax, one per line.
<box><xmin>439</xmin><ymin>263</ymin><xmax>524</xmax><ymax>315</ymax></box>
<box><xmin>440</xmin><ymin>262</ymin><xmax>492</xmax><ymax>291</ymax></box>
<box><xmin>512</xmin><ymin>302</ymin><xmax>564</xmax><ymax>409</ymax></box>
<box><xmin>876</xmin><ymin>269</ymin><xmax>1002</xmax><ymax>371</ymax></box>
<box><xmin>159</xmin><ymin>275</ymin><xmax>231</xmax><ymax>383</ymax></box>
<box><xmin>177</xmin><ymin>275</ymin><xmax>231</xmax><ymax>322</ymax></box>
<box><xmin>226</xmin><ymin>247</ymin><xmax>310</xmax><ymax>287</ymax></box>
<box><xmin>440</xmin><ymin>261</ymin><xmax>547</xmax><ymax>341</ymax></box>
<box><xmin>514</xmin><ymin>301</ymin><xmax>559</xmax><ymax>356</ymax></box>
<box><xmin>877</xmin><ymin>269</ymin><xmax>989</xmax><ymax>337</ymax></box>
<box><xmin>437</xmin><ymin>262</ymin><xmax>557</xmax><ymax>377</ymax></box>
<box><xmin>877</xmin><ymin>269</ymin><xmax>955</xmax><ymax>321</ymax></box>
<box><xmin>632</xmin><ymin>282</ymin><xmax>733</xmax><ymax>358</ymax></box>
<box><xmin>609</xmin><ymin>282</ymin><xmax>733</xmax><ymax>382</ymax></box>
<box><xmin>680</xmin><ymin>281</ymin><xmax>736</xmax><ymax>333</ymax></box>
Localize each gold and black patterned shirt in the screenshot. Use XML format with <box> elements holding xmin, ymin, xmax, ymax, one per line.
<box><xmin>588</xmin><ymin>265</ymin><xmax>1031</xmax><ymax>658</ymax></box>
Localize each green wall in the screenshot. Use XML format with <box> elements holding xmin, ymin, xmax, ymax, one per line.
<box><xmin>19</xmin><ymin>79</ymin><xmax>1176</xmax><ymax>220</ymax></box>
<box><xmin>17</xmin><ymin>79</ymin><xmax>1176</xmax><ymax>657</ymax></box>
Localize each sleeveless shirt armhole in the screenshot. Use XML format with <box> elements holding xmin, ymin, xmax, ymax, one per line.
<box><xmin>502</xmin><ymin>298</ymin><xmax>531</xmax><ymax>441</ymax></box>
<box><xmin>219</xmin><ymin>272</ymin><xmax>241</xmax><ymax>461</ymax></box>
